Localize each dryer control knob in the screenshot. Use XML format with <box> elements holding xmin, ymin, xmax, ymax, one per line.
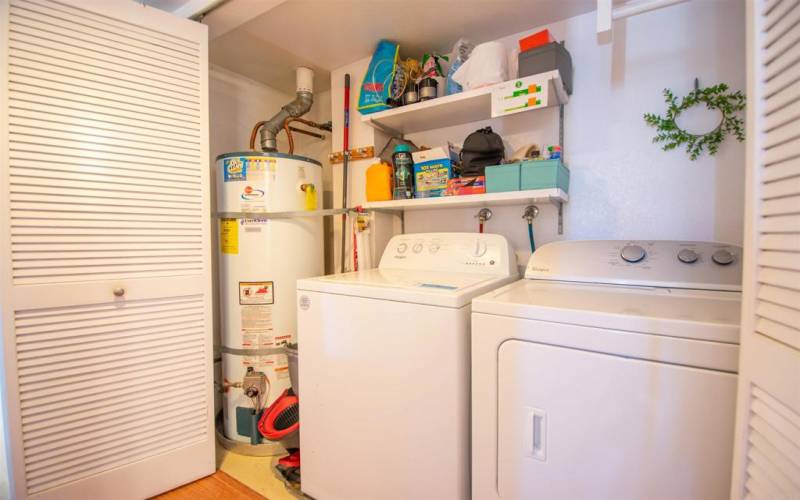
<box><xmin>677</xmin><ymin>248</ymin><xmax>698</xmax><ymax>264</ymax></box>
<box><xmin>620</xmin><ymin>245</ymin><xmax>646</xmax><ymax>263</ymax></box>
<box><xmin>712</xmin><ymin>249</ymin><xmax>735</xmax><ymax>265</ymax></box>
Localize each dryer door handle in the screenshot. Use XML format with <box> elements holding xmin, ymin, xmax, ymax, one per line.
<box><xmin>525</xmin><ymin>407</ymin><xmax>547</xmax><ymax>461</ymax></box>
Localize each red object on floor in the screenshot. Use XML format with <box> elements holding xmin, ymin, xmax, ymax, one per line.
<box><xmin>257</xmin><ymin>389</ymin><xmax>299</xmax><ymax>440</ymax></box>
<box><xmin>519</xmin><ymin>29</ymin><xmax>554</xmax><ymax>52</ymax></box>
<box><xmin>278</xmin><ymin>450</ymin><xmax>301</xmax><ymax>468</ymax></box>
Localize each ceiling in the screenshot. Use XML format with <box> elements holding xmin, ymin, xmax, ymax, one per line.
<box><xmin>150</xmin><ymin>0</ymin><xmax>597</xmax><ymax>93</ymax></box>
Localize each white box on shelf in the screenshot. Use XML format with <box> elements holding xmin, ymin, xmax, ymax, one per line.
<box><xmin>491</xmin><ymin>73</ymin><xmax>554</xmax><ymax>117</ymax></box>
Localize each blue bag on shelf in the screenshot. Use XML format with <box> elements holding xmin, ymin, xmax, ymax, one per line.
<box><xmin>358</xmin><ymin>40</ymin><xmax>399</xmax><ymax>115</ymax></box>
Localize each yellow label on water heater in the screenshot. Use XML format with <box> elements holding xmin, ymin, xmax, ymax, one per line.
<box><xmin>220</xmin><ymin>218</ymin><xmax>238</xmax><ymax>254</ymax></box>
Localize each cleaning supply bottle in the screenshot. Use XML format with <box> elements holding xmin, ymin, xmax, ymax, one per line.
<box><xmin>392</xmin><ymin>144</ymin><xmax>414</xmax><ymax>200</ymax></box>
<box><xmin>366</xmin><ymin>162</ymin><xmax>393</xmax><ymax>201</ymax></box>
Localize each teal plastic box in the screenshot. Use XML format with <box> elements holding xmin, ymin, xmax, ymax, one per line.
<box><xmin>520</xmin><ymin>159</ymin><xmax>570</xmax><ymax>193</ymax></box>
<box><xmin>485</xmin><ymin>163</ymin><xmax>521</xmax><ymax>193</ymax></box>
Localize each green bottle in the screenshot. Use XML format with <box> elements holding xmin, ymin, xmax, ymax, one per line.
<box><xmin>392</xmin><ymin>144</ymin><xmax>414</xmax><ymax>200</ymax></box>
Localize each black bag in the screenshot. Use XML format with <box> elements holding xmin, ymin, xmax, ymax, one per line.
<box><xmin>460</xmin><ymin>126</ymin><xmax>505</xmax><ymax>177</ymax></box>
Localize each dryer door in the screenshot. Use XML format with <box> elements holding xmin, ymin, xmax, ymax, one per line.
<box><xmin>497</xmin><ymin>340</ymin><xmax>736</xmax><ymax>500</ymax></box>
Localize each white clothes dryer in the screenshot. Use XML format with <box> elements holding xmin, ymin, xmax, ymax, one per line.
<box><xmin>471</xmin><ymin>240</ymin><xmax>742</xmax><ymax>500</ymax></box>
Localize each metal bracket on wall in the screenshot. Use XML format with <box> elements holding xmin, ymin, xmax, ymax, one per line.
<box><xmin>329</xmin><ymin>145</ymin><xmax>375</xmax><ymax>164</ymax></box>
<box><xmin>559</xmin><ymin>104</ymin><xmax>565</xmax><ymax>156</ymax></box>
<box><xmin>556</xmin><ymin>200</ymin><xmax>564</xmax><ymax>235</ymax></box>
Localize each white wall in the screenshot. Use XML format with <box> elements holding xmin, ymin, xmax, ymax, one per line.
<box><xmin>331</xmin><ymin>0</ymin><xmax>746</xmax><ymax>268</ymax></box>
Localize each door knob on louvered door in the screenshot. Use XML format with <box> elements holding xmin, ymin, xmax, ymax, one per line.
<box><xmin>113</xmin><ymin>287</ymin><xmax>126</xmax><ymax>297</ymax></box>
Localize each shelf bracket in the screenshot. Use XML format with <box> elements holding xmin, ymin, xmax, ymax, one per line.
<box><xmin>557</xmin><ymin>200</ymin><xmax>564</xmax><ymax>235</ymax></box>
<box><xmin>368</xmin><ymin>119</ymin><xmax>403</xmax><ymax>140</ymax></box>
<box><xmin>559</xmin><ymin>104</ymin><xmax>565</xmax><ymax>159</ymax></box>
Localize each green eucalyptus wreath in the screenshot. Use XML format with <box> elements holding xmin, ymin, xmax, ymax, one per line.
<box><xmin>644</xmin><ymin>83</ymin><xmax>745</xmax><ymax>160</ymax></box>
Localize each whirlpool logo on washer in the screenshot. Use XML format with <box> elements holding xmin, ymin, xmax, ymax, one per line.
<box><xmin>529</xmin><ymin>266</ymin><xmax>550</xmax><ymax>273</ymax></box>
<box><xmin>299</xmin><ymin>295</ymin><xmax>311</xmax><ymax>310</ymax></box>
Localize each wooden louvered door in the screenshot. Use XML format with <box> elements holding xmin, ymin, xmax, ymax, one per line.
<box><xmin>730</xmin><ymin>0</ymin><xmax>800</xmax><ymax>498</ymax></box>
<box><xmin>0</xmin><ymin>0</ymin><xmax>213</xmax><ymax>498</ymax></box>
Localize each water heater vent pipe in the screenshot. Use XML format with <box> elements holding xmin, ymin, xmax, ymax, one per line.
<box><xmin>259</xmin><ymin>67</ymin><xmax>315</xmax><ymax>152</ymax></box>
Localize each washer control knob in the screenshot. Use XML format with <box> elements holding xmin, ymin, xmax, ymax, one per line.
<box><xmin>412</xmin><ymin>243</ymin><xmax>423</xmax><ymax>253</ymax></box>
<box><xmin>429</xmin><ymin>243</ymin><xmax>440</xmax><ymax>253</ymax></box>
<box><xmin>397</xmin><ymin>243</ymin><xmax>408</xmax><ymax>254</ymax></box>
<box><xmin>620</xmin><ymin>245</ymin><xmax>646</xmax><ymax>263</ymax></box>
<box><xmin>473</xmin><ymin>240</ymin><xmax>487</xmax><ymax>257</ymax></box>
<box><xmin>677</xmin><ymin>248</ymin><xmax>698</xmax><ymax>264</ymax></box>
<box><xmin>712</xmin><ymin>248</ymin><xmax>735</xmax><ymax>265</ymax></box>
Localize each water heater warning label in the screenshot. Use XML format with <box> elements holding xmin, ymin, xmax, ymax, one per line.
<box><xmin>220</xmin><ymin>218</ymin><xmax>238</xmax><ymax>254</ymax></box>
<box><xmin>239</xmin><ymin>281</ymin><xmax>274</xmax><ymax>305</ymax></box>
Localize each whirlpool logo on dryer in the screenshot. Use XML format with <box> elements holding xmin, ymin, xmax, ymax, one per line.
<box><xmin>241</xmin><ymin>185</ymin><xmax>265</xmax><ymax>201</ymax></box>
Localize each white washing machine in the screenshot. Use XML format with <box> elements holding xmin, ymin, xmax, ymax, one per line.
<box><xmin>297</xmin><ymin>232</ymin><xmax>518</xmax><ymax>500</ymax></box>
<box><xmin>471</xmin><ymin>240</ymin><xmax>743</xmax><ymax>500</ymax></box>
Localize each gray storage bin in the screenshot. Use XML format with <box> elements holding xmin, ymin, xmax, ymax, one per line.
<box><xmin>518</xmin><ymin>41</ymin><xmax>573</xmax><ymax>95</ymax></box>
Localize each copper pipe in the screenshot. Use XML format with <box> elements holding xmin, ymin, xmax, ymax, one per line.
<box><xmin>249</xmin><ymin>121</ymin><xmax>267</xmax><ymax>151</ymax></box>
<box><xmin>283</xmin><ymin>117</ymin><xmax>331</xmax><ymax>154</ymax></box>
<box><xmin>288</xmin><ymin>126</ymin><xmax>325</xmax><ymax>140</ymax></box>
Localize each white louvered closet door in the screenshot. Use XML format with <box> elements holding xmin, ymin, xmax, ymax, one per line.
<box><xmin>0</xmin><ymin>0</ymin><xmax>213</xmax><ymax>498</ymax></box>
<box><xmin>730</xmin><ymin>0</ymin><xmax>800</xmax><ymax>498</ymax></box>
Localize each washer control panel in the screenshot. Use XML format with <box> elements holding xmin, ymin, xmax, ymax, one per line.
<box><xmin>526</xmin><ymin>240</ymin><xmax>743</xmax><ymax>291</ymax></box>
<box><xmin>380</xmin><ymin>232</ymin><xmax>516</xmax><ymax>276</ymax></box>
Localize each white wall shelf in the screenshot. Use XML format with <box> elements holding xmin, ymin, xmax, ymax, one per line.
<box><xmin>361</xmin><ymin>70</ymin><xmax>568</xmax><ymax>135</ymax></box>
<box><xmin>362</xmin><ymin>188</ymin><xmax>568</xmax><ymax>212</ymax></box>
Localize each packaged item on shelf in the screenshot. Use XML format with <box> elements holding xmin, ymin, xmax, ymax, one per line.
<box><xmin>510</xmin><ymin>144</ymin><xmax>542</xmax><ymax>161</ymax></box>
<box><xmin>518</xmin><ymin>41</ymin><xmax>573</xmax><ymax>94</ymax></box>
<box><xmin>412</xmin><ymin>143</ymin><xmax>459</xmax><ymax>198</ymax></box>
<box><xmin>547</xmin><ymin>145</ymin><xmax>562</xmax><ymax>159</ymax></box>
<box><xmin>413</xmin><ymin>161</ymin><xmax>451</xmax><ymax>198</ymax></box>
<box><xmin>412</xmin><ymin>143</ymin><xmax>461</xmax><ymax>166</ymax></box>
<box><xmin>491</xmin><ymin>73</ymin><xmax>557</xmax><ymax>116</ymax></box>
<box><xmin>519</xmin><ymin>29</ymin><xmax>554</xmax><ymax>52</ymax></box>
<box><xmin>485</xmin><ymin>163</ymin><xmax>521</xmax><ymax>193</ymax></box>
<box><xmin>446</xmin><ymin>176</ymin><xmax>486</xmax><ymax>196</ymax></box>
<box><xmin>392</xmin><ymin>144</ymin><xmax>414</xmax><ymax>200</ymax></box>
<box><xmin>520</xmin><ymin>159</ymin><xmax>570</xmax><ymax>193</ymax></box>
<box><xmin>366</xmin><ymin>162</ymin><xmax>393</xmax><ymax>201</ymax></box>
<box><xmin>358</xmin><ymin>40</ymin><xmax>400</xmax><ymax>115</ymax></box>
<box><xmin>460</xmin><ymin>126</ymin><xmax>505</xmax><ymax>177</ymax></box>
<box><xmin>418</xmin><ymin>77</ymin><xmax>438</xmax><ymax>101</ymax></box>
<box><xmin>446</xmin><ymin>38</ymin><xmax>474</xmax><ymax>95</ymax></box>
<box><xmin>451</xmin><ymin>41</ymin><xmax>508</xmax><ymax>90</ymax></box>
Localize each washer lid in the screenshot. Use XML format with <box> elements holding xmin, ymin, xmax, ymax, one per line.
<box><xmin>472</xmin><ymin>280</ymin><xmax>741</xmax><ymax>343</ymax></box>
<box><xmin>297</xmin><ymin>268</ymin><xmax>517</xmax><ymax>308</ymax></box>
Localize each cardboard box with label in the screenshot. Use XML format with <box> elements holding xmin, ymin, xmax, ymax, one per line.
<box><xmin>412</xmin><ymin>143</ymin><xmax>460</xmax><ymax>198</ymax></box>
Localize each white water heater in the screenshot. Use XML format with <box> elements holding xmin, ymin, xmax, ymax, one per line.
<box><xmin>216</xmin><ymin>152</ymin><xmax>323</xmax><ymax>444</ymax></box>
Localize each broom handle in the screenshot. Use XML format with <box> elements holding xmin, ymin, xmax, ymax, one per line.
<box><xmin>340</xmin><ymin>74</ymin><xmax>350</xmax><ymax>273</ymax></box>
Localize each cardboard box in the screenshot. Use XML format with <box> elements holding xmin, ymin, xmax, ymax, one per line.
<box><xmin>446</xmin><ymin>176</ymin><xmax>486</xmax><ymax>196</ymax></box>
<box><xmin>414</xmin><ymin>160</ymin><xmax>451</xmax><ymax>198</ymax></box>
<box><xmin>412</xmin><ymin>143</ymin><xmax>460</xmax><ymax>198</ymax></box>
<box><xmin>412</xmin><ymin>142</ymin><xmax>460</xmax><ymax>165</ymax></box>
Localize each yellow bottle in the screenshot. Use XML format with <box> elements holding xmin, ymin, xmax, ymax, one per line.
<box><xmin>365</xmin><ymin>162</ymin><xmax>393</xmax><ymax>201</ymax></box>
